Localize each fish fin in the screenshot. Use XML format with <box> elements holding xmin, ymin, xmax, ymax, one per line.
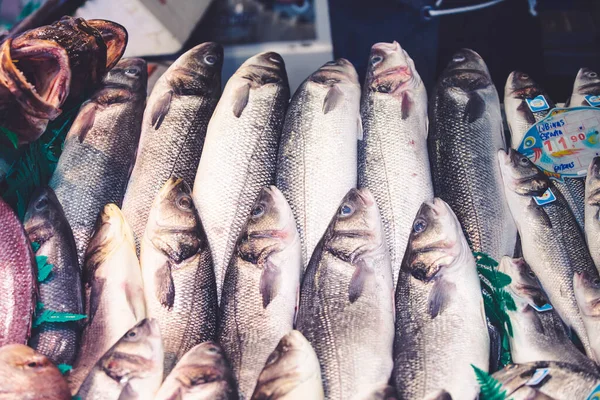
<box><xmin>233</xmin><ymin>83</ymin><xmax>251</xmax><ymax>118</ymax></box>
<box><xmin>67</xmin><ymin>101</ymin><xmax>96</xmax><ymax>143</ymax></box>
<box><xmin>151</xmin><ymin>90</ymin><xmax>173</xmax><ymax>130</ymax></box>
<box><xmin>464</xmin><ymin>93</ymin><xmax>486</xmax><ymax>123</ymax></box>
<box><xmin>117</xmin><ymin>382</ymin><xmax>137</xmax><ymax>400</ymax></box>
<box><xmin>526</xmin><ymin>305</ymin><xmax>545</xmax><ymax>334</ymax></box>
<box><xmin>349</xmin><ymin>259</ymin><xmax>373</xmax><ymax>303</ymax></box>
<box><xmin>89</xmin><ymin>278</ymin><xmax>105</xmax><ymax>324</ymax></box>
<box><xmin>293</xmin><ymin>286</ymin><xmax>300</xmax><ymax>326</ymax></box>
<box><xmin>155</xmin><ymin>261</ymin><xmax>175</xmax><ymax>309</ymax></box>
<box><xmin>428</xmin><ymin>279</ymin><xmax>455</xmax><ymax>318</ymax></box>
<box><xmin>323</xmin><ymin>85</ymin><xmax>344</xmax><ymax>114</ymax></box>
<box><xmin>260</xmin><ymin>260</ymin><xmax>281</xmax><ymax>308</ymax></box>
<box><xmin>357</xmin><ymin>114</ymin><xmax>364</xmax><ymax>140</ymax></box>
<box><xmin>517</xmin><ymin>101</ymin><xmax>536</xmax><ymax>125</ymax></box>
<box><xmin>401</xmin><ymin>92</ymin><xmax>412</xmax><ymax>120</ymax></box>
<box><xmin>565</xmin><ymin>97</ymin><xmax>571</xmax><ymax>107</ymax></box>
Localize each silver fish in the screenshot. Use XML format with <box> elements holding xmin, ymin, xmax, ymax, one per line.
<box><xmin>154</xmin><ymin>342</ymin><xmax>238</xmax><ymax>400</ymax></box>
<box><xmin>250</xmin><ymin>330</ymin><xmax>324</xmax><ymax>400</ymax></box>
<box><xmin>574</xmin><ymin>271</ymin><xmax>600</xmax><ymax>364</ymax></box>
<box><xmin>393</xmin><ymin>198</ymin><xmax>489</xmax><ymax>400</ymax></box>
<box><xmin>296</xmin><ymin>188</ymin><xmax>394</xmax><ymax>400</ymax></box>
<box><xmin>122</xmin><ymin>43</ymin><xmax>223</xmax><ymax>253</ymax></box>
<box><xmin>276</xmin><ymin>58</ymin><xmax>360</xmax><ymax>270</ymax></box>
<box><xmin>498</xmin><ymin>148</ymin><xmax>598</xmax><ymax>357</ymax></box>
<box><xmin>218</xmin><ymin>186</ymin><xmax>301</xmax><ymax>399</ymax></box>
<box><xmin>585</xmin><ymin>157</ymin><xmax>600</xmax><ymax>270</ymax></box>
<box><xmin>68</xmin><ymin>204</ymin><xmax>146</xmax><ymax>393</ymax></box>
<box><xmin>499</xmin><ymin>257</ymin><xmax>596</xmax><ymax>371</ymax></box>
<box><xmin>358</xmin><ymin>41</ymin><xmax>433</xmax><ymax>286</ymax></box>
<box><xmin>76</xmin><ymin>318</ymin><xmax>163</xmax><ymax>400</ymax></box>
<box><xmin>140</xmin><ymin>177</ymin><xmax>217</xmax><ymax>375</ymax></box>
<box><xmin>24</xmin><ymin>187</ymin><xmax>84</xmax><ymax>366</ymax></box>
<box><xmin>567</xmin><ymin>68</ymin><xmax>600</xmax><ymax>107</ymax></box>
<box><xmin>193</xmin><ymin>52</ymin><xmax>289</xmax><ymax>297</ymax></box>
<box><xmin>49</xmin><ymin>58</ymin><xmax>147</xmax><ymax>268</ymax></box>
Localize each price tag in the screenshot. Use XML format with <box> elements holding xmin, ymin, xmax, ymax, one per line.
<box><xmin>526</xmin><ymin>368</ymin><xmax>550</xmax><ymax>386</ymax></box>
<box><xmin>586</xmin><ymin>95</ymin><xmax>600</xmax><ymax>108</ymax></box>
<box><xmin>530</xmin><ymin>303</ymin><xmax>553</xmax><ymax>312</ymax></box>
<box><xmin>586</xmin><ymin>383</ymin><xmax>600</xmax><ymax>400</ymax></box>
<box><xmin>518</xmin><ymin>107</ymin><xmax>600</xmax><ymax>179</ymax></box>
<box><xmin>526</xmin><ymin>95</ymin><xmax>550</xmax><ymax>112</ymax></box>
<box><xmin>533</xmin><ymin>189</ymin><xmax>556</xmax><ymax>206</ymax></box>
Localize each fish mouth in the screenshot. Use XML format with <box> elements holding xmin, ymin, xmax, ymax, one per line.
<box><xmin>333</xmin><ymin>229</ymin><xmax>374</xmax><ymax>239</ymax></box>
<box><xmin>0</xmin><ymin>38</ymin><xmax>70</xmax><ymax>119</ymax></box>
<box><xmin>86</xmin><ymin>19</ymin><xmax>128</xmax><ymax>70</ymax></box>
<box><xmin>248</xmin><ymin>229</ymin><xmax>289</xmax><ymax>240</ymax></box>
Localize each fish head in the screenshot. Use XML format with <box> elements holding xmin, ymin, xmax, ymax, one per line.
<box><xmin>586</xmin><ymin>157</ymin><xmax>600</xmax><ymax>207</ymax></box>
<box><xmin>103</xmin><ymin>58</ymin><xmax>148</xmax><ymax>93</ymax></box>
<box><xmin>499</xmin><ymin>257</ymin><xmax>549</xmax><ymax>309</ymax></box>
<box><xmin>146</xmin><ymin>177</ymin><xmax>201</xmax><ymax>262</ymax></box>
<box><xmin>310</xmin><ymin>58</ymin><xmax>360</xmax><ymax>88</ymax></box>
<box><xmin>324</xmin><ymin>188</ymin><xmax>385</xmax><ymax>262</ymax></box>
<box><xmin>498</xmin><ymin>149</ymin><xmax>548</xmax><ymax>196</ymax></box>
<box><xmin>168</xmin><ymin>42</ymin><xmax>223</xmax><ymax>97</ymax></box>
<box><xmin>573</xmin><ymin>68</ymin><xmax>600</xmax><ymax>95</ymax></box>
<box><xmin>504</xmin><ymin>71</ymin><xmax>543</xmax><ymax>100</ymax></box>
<box><xmin>238</xmin><ymin>186</ymin><xmax>297</xmax><ymax>262</ymax></box>
<box><xmin>440</xmin><ymin>49</ymin><xmax>492</xmax><ymax>92</ymax></box>
<box><xmin>23</xmin><ymin>187</ymin><xmax>64</xmax><ymax>244</ymax></box>
<box><xmin>86</xmin><ymin>19</ymin><xmax>128</xmax><ymax>70</ymax></box>
<box><xmin>574</xmin><ymin>271</ymin><xmax>600</xmax><ymax>318</ymax></box>
<box><xmin>235</xmin><ymin>51</ymin><xmax>289</xmax><ymax>89</ymax></box>
<box><xmin>0</xmin><ymin>344</ymin><xmax>68</xmax><ymax>392</ymax></box>
<box><xmin>405</xmin><ymin>198</ymin><xmax>463</xmax><ymax>282</ymax></box>
<box><xmin>365</xmin><ymin>41</ymin><xmax>421</xmax><ymax>96</ymax></box>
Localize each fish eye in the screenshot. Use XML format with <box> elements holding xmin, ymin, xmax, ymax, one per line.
<box><xmin>204</xmin><ymin>54</ymin><xmax>217</xmax><ymax>65</ymax></box>
<box><xmin>176</xmin><ymin>195</ymin><xmax>193</xmax><ymax>211</ymax></box>
<box><xmin>269</xmin><ymin>56</ymin><xmax>282</xmax><ymax>64</ymax></box>
<box><xmin>413</xmin><ymin>218</ymin><xmax>427</xmax><ymax>233</ymax></box>
<box><xmin>526</xmin><ymin>269</ymin><xmax>536</xmax><ymax>279</ymax></box>
<box><xmin>520</xmin><ymin>73</ymin><xmax>529</xmax><ymax>80</ymax></box>
<box><xmin>35</xmin><ymin>197</ymin><xmax>48</xmax><ymax>211</ymax></box>
<box><xmin>593</xmin><ymin>277</ymin><xmax>600</xmax><ymax>286</ymax></box>
<box><xmin>26</xmin><ymin>361</ymin><xmax>39</xmax><ymax>368</ymax></box>
<box><xmin>453</xmin><ymin>55</ymin><xmax>465</xmax><ymax>62</ymax></box>
<box><xmin>339</xmin><ymin>203</ymin><xmax>354</xmax><ymax>217</ymax></box>
<box><xmin>265</xmin><ymin>351</ymin><xmax>280</xmax><ymax>366</ymax></box>
<box><xmin>589</xmin><ymin>72</ymin><xmax>598</xmax><ymax>78</ymax></box>
<box><xmin>251</xmin><ymin>204</ymin><xmax>265</xmax><ymax>219</ymax></box>
<box><xmin>263</xmin><ymin>76</ymin><xmax>279</xmax><ymax>84</ymax></box>
<box><xmin>125</xmin><ymin>67</ymin><xmax>140</xmax><ymax>77</ymax></box>
<box><xmin>519</xmin><ymin>156</ymin><xmax>529</xmax><ymax>166</ymax></box>
<box><xmin>207</xmin><ymin>346</ymin><xmax>218</xmax><ymax>353</ymax></box>
<box><xmin>370</xmin><ymin>55</ymin><xmax>383</xmax><ymax>66</ymax></box>
<box><xmin>376</xmin><ymin>85</ymin><xmax>391</xmax><ymax>93</ymax></box>
<box><xmin>127</xmin><ymin>330</ymin><xmax>137</xmax><ymax>338</ymax></box>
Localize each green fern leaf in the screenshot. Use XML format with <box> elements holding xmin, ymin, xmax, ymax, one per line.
<box><xmin>57</xmin><ymin>364</ymin><xmax>72</xmax><ymax>374</ymax></box>
<box><xmin>472</xmin><ymin>364</ymin><xmax>507</xmax><ymax>400</ymax></box>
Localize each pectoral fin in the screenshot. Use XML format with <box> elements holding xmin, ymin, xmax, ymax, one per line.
<box><xmin>151</xmin><ymin>90</ymin><xmax>173</xmax><ymax>130</ymax></box>
<box><xmin>401</xmin><ymin>92</ymin><xmax>412</xmax><ymax>120</ymax></box>
<box><xmin>464</xmin><ymin>92</ymin><xmax>486</xmax><ymax>123</ymax></box>
<box><xmin>233</xmin><ymin>83</ymin><xmax>251</xmax><ymax>118</ymax></box>
<box><xmin>117</xmin><ymin>382</ymin><xmax>137</xmax><ymax>400</ymax></box>
<box><xmin>260</xmin><ymin>260</ymin><xmax>281</xmax><ymax>308</ymax></box>
<box><xmin>357</xmin><ymin>114</ymin><xmax>364</xmax><ymax>140</ymax></box>
<box><xmin>428</xmin><ymin>278</ymin><xmax>455</xmax><ymax>318</ymax></box>
<box><xmin>517</xmin><ymin>101</ymin><xmax>536</xmax><ymax>125</ymax></box>
<box><xmin>323</xmin><ymin>85</ymin><xmax>344</xmax><ymax>114</ymax></box>
<box><xmin>89</xmin><ymin>278</ymin><xmax>105</xmax><ymax>324</ymax></box>
<box><xmin>349</xmin><ymin>259</ymin><xmax>373</xmax><ymax>303</ymax></box>
<box><xmin>68</xmin><ymin>101</ymin><xmax>96</xmax><ymax>143</ymax></box>
<box><xmin>155</xmin><ymin>262</ymin><xmax>175</xmax><ymax>309</ymax></box>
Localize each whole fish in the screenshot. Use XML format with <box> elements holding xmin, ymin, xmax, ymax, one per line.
<box><xmin>218</xmin><ymin>186</ymin><xmax>301</xmax><ymax>399</ymax></box>
<box><xmin>574</xmin><ymin>271</ymin><xmax>600</xmax><ymax>363</ymax></box>
<box><xmin>499</xmin><ymin>148</ymin><xmax>598</xmax><ymax>356</ymax></box>
<box><xmin>504</xmin><ymin>71</ymin><xmax>585</xmax><ymax>230</ymax></box>
<box><xmin>122</xmin><ymin>42</ymin><xmax>223</xmax><ymax>253</ymax></box>
<box><xmin>567</xmin><ymin>68</ymin><xmax>600</xmax><ymax>107</ymax></box>
<box><xmin>141</xmin><ymin>177</ymin><xmax>218</xmax><ymax>375</ymax></box>
<box><xmin>358</xmin><ymin>41</ymin><xmax>433</xmax><ymax>286</ymax></box>
<box><xmin>76</xmin><ymin>318</ymin><xmax>163</xmax><ymax>400</ymax></box>
<box><xmin>585</xmin><ymin>157</ymin><xmax>600</xmax><ymax>270</ymax></box>
<box><xmin>499</xmin><ymin>257</ymin><xmax>596</xmax><ymax>371</ymax></box>
<box><xmin>69</xmin><ymin>204</ymin><xmax>146</xmax><ymax>393</ymax></box>
<box><xmin>393</xmin><ymin>198</ymin><xmax>489</xmax><ymax>400</ymax></box>
<box><xmin>24</xmin><ymin>187</ymin><xmax>84</xmax><ymax>365</ymax></box>
<box><xmin>154</xmin><ymin>342</ymin><xmax>238</xmax><ymax>400</ymax></box>
<box><xmin>276</xmin><ymin>58</ymin><xmax>360</xmax><ymax>270</ymax></box>
<box><xmin>296</xmin><ymin>188</ymin><xmax>394</xmax><ymax>400</ymax></box>
<box><xmin>251</xmin><ymin>330</ymin><xmax>324</xmax><ymax>400</ymax></box>
<box><xmin>0</xmin><ymin>196</ymin><xmax>36</xmax><ymax>347</ymax></box>
<box><xmin>49</xmin><ymin>58</ymin><xmax>147</xmax><ymax>268</ymax></box>
<box><xmin>428</xmin><ymin>49</ymin><xmax>515</xmax><ymax>265</ymax></box>
<box><xmin>493</xmin><ymin>361</ymin><xmax>600</xmax><ymax>400</ymax></box>
<box><xmin>0</xmin><ymin>344</ymin><xmax>71</xmax><ymax>400</ymax></box>
<box><xmin>193</xmin><ymin>52</ymin><xmax>289</xmax><ymax>296</ymax></box>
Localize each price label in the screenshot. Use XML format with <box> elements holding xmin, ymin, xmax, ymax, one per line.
<box><xmin>533</xmin><ymin>189</ymin><xmax>556</xmax><ymax>206</ymax></box>
<box><xmin>526</xmin><ymin>95</ymin><xmax>550</xmax><ymax>113</ymax></box>
<box><xmin>586</xmin><ymin>383</ymin><xmax>600</xmax><ymax>400</ymax></box>
<box><xmin>526</xmin><ymin>368</ymin><xmax>550</xmax><ymax>386</ymax></box>
<box><xmin>517</xmin><ymin>107</ymin><xmax>600</xmax><ymax>180</ymax></box>
<box><xmin>586</xmin><ymin>95</ymin><xmax>600</xmax><ymax>108</ymax></box>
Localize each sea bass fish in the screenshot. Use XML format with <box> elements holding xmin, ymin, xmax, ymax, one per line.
<box><xmin>69</xmin><ymin>204</ymin><xmax>145</xmax><ymax>393</ymax></box>
<box><xmin>276</xmin><ymin>58</ymin><xmax>360</xmax><ymax>270</ymax></box>
<box><xmin>567</xmin><ymin>68</ymin><xmax>600</xmax><ymax>107</ymax></box>
<box><xmin>251</xmin><ymin>330</ymin><xmax>324</xmax><ymax>400</ymax></box>
<box><xmin>24</xmin><ymin>187</ymin><xmax>84</xmax><ymax>366</ymax></box>
<box><xmin>0</xmin><ymin>344</ymin><xmax>71</xmax><ymax>399</ymax></box>
<box><xmin>76</xmin><ymin>318</ymin><xmax>163</xmax><ymax>400</ymax></box>
<box><xmin>358</xmin><ymin>41</ymin><xmax>433</xmax><ymax>286</ymax></box>
<box><xmin>296</xmin><ymin>188</ymin><xmax>394</xmax><ymax>400</ymax></box>
<box><xmin>141</xmin><ymin>177</ymin><xmax>218</xmax><ymax>375</ymax></box>
<box><xmin>499</xmin><ymin>148</ymin><xmax>598</xmax><ymax>357</ymax></box>
<box><xmin>504</xmin><ymin>71</ymin><xmax>586</xmax><ymax>230</ymax></box>
<box><xmin>49</xmin><ymin>58</ymin><xmax>147</xmax><ymax>268</ymax></box>
<box><xmin>393</xmin><ymin>198</ymin><xmax>489</xmax><ymax>400</ymax></box>
<box><xmin>193</xmin><ymin>52</ymin><xmax>289</xmax><ymax>296</ymax></box>
<box><xmin>154</xmin><ymin>342</ymin><xmax>238</xmax><ymax>400</ymax></box>
<box><xmin>499</xmin><ymin>257</ymin><xmax>596</xmax><ymax>371</ymax></box>
<box><xmin>428</xmin><ymin>49</ymin><xmax>515</xmax><ymax>266</ymax></box>
<box><xmin>585</xmin><ymin>157</ymin><xmax>600</xmax><ymax>271</ymax></box>
<box><xmin>0</xmin><ymin>196</ymin><xmax>36</xmax><ymax>347</ymax></box>
<box><xmin>218</xmin><ymin>186</ymin><xmax>301</xmax><ymax>399</ymax></box>
<box><xmin>122</xmin><ymin>43</ymin><xmax>223</xmax><ymax>253</ymax></box>
<box><xmin>574</xmin><ymin>271</ymin><xmax>600</xmax><ymax>363</ymax></box>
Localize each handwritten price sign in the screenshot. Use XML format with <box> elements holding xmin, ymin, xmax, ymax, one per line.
<box><xmin>517</xmin><ymin>107</ymin><xmax>600</xmax><ymax>180</ymax></box>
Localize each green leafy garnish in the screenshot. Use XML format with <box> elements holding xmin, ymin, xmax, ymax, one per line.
<box><xmin>36</xmin><ymin>255</ymin><xmax>53</xmax><ymax>282</ymax></box>
<box><xmin>33</xmin><ymin>308</ymin><xmax>86</xmax><ymax>328</ymax></box>
<box><xmin>31</xmin><ymin>241</ymin><xmax>40</xmax><ymax>252</ymax></box>
<box><xmin>472</xmin><ymin>364</ymin><xmax>507</xmax><ymax>400</ymax></box>
<box><xmin>0</xmin><ymin>127</ymin><xmax>19</xmax><ymax>149</ymax></box>
<box><xmin>57</xmin><ymin>364</ymin><xmax>72</xmax><ymax>374</ymax></box>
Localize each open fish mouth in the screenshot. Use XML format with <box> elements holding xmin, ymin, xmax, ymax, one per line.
<box><xmin>0</xmin><ymin>38</ymin><xmax>70</xmax><ymax>120</ymax></box>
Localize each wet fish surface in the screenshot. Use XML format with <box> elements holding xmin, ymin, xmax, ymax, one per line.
<box><xmin>0</xmin><ymin>196</ymin><xmax>36</xmax><ymax>347</ymax></box>
<box><xmin>218</xmin><ymin>186</ymin><xmax>301</xmax><ymax>399</ymax></box>
<box><xmin>393</xmin><ymin>198</ymin><xmax>489</xmax><ymax>400</ymax></box>
<box><xmin>585</xmin><ymin>157</ymin><xmax>600</xmax><ymax>271</ymax></box>
<box><xmin>358</xmin><ymin>41</ymin><xmax>433</xmax><ymax>286</ymax></box>
<box><xmin>193</xmin><ymin>52</ymin><xmax>289</xmax><ymax>296</ymax></box>
<box><xmin>276</xmin><ymin>58</ymin><xmax>360</xmax><ymax>270</ymax></box>
<box><xmin>141</xmin><ymin>177</ymin><xmax>217</xmax><ymax>375</ymax></box>
<box><xmin>296</xmin><ymin>188</ymin><xmax>395</xmax><ymax>400</ymax></box>
<box><xmin>49</xmin><ymin>58</ymin><xmax>147</xmax><ymax>268</ymax></box>
<box><xmin>574</xmin><ymin>271</ymin><xmax>600</xmax><ymax>363</ymax></box>
<box><xmin>567</xmin><ymin>68</ymin><xmax>600</xmax><ymax>107</ymax></box>
<box><xmin>24</xmin><ymin>187</ymin><xmax>84</xmax><ymax>366</ymax></box>
<box><xmin>122</xmin><ymin>43</ymin><xmax>223</xmax><ymax>253</ymax></box>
